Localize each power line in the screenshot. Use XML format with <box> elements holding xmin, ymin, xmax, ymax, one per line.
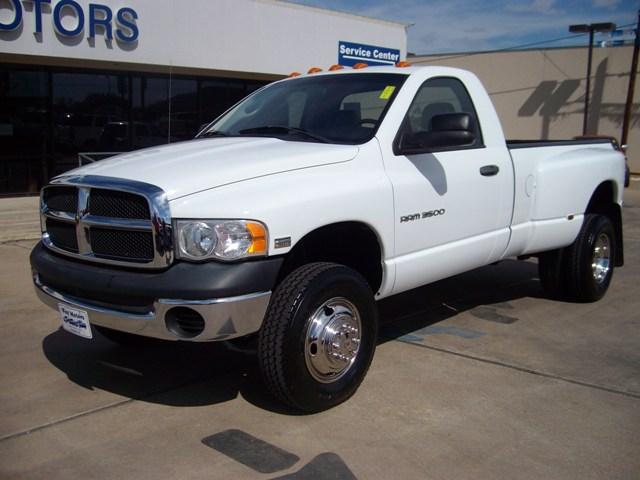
<box><xmin>410</xmin><ymin>22</ymin><xmax>637</xmax><ymax>64</ymax></box>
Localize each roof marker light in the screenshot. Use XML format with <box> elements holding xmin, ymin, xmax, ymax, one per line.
<box><xmin>288</xmin><ymin>71</ymin><xmax>301</xmax><ymax>78</ymax></box>
<box><xmin>329</xmin><ymin>64</ymin><xmax>344</xmax><ymax>71</ymax></box>
<box><xmin>352</xmin><ymin>63</ymin><xmax>368</xmax><ymax>69</ymax></box>
<box><xmin>396</xmin><ymin>61</ymin><xmax>412</xmax><ymax>67</ymax></box>
<box><xmin>307</xmin><ymin>67</ymin><xmax>323</xmax><ymax>74</ymax></box>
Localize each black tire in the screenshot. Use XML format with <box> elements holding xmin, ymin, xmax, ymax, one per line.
<box><xmin>564</xmin><ymin>214</ymin><xmax>615</xmax><ymax>302</ymax></box>
<box><xmin>95</xmin><ymin>325</ymin><xmax>162</xmax><ymax>347</ymax></box>
<box><xmin>538</xmin><ymin>248</ymin><xmax>568</xmax><ymax>299</ymax></box>
<box><xmin>258</xmin><ymin>262</ymin><xmax>378</xmax><ymax>412</ymax></box>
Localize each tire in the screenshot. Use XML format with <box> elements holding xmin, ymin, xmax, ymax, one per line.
<box><xmin>565</xmin><ymin>214</ymin><xmax>616</xmax><ymax>302</ymax></box>
<box><xmin>258</xmin><ymin>262</ymin><xmax>378</xmax><ymax>412</ymax></box>
<box><xmin>538</xmin><ymin>248</ymin><xmax>568</xmax><ymax>300</ymax></box>
<box><xmin>95</xmin><ymin>325</ymin><xmax>162</xmax><ymax>347</ymax></box>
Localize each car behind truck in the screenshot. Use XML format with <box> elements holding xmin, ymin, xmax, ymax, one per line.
<box><xmin>31</xmin><ymin>65</ymin><xmax>626</xmax><ymax>412</ymax></box>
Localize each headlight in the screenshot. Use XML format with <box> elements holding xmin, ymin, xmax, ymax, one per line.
<box><xmin>176</xmin><ymin>220</ymin><xmax>268</xmax><ymax>261</ymax></box>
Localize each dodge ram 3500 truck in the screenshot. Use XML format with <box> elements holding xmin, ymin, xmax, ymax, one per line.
<box><xmin>31</xmin><ymin>66</ymin><xmax>626</xmax><ymax>412</ymax></box>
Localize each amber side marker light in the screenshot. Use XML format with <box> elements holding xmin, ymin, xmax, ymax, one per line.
<box><xmin>246</xmin><ymin>222</ymin><xmax>268</xmax><ymax>254</ymax></box>
<box><xmin>288</xmin><ymin>71</ymin><xmax>301</xmax><ymax>78</ymax></box>
<box><xmin>307</xmin><ymin>67</ymin><xmax>323</xmax><ymax>74</ymax></box>
<box><xmin>329</xmin><ymin>64</ymin><xmax>344</xmax><ymax>71</ymax></box>
<box><xmin>396</xmin><ymin>61</ymin><xmax>412</xmax><ymax>67</ymax></box>
<box><xmin>352</xmin><ymin>63</ymin><xmax>368</xmax><ymax>69</ymax></box>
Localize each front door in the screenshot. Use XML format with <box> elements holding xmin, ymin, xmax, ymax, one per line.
<box><xmin>382</xmin><ymin>77</ymin><xmax>513</xmax><ymax>295</ymax></box>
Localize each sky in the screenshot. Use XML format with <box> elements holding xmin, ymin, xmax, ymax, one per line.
<box><xmin>290</xmin><ymin>0</ymin><xmax>639</xmax><ymax>55</ymax></box>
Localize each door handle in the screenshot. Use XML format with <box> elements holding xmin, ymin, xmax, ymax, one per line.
<box><xmin>480</xmin><ymin>165</ymin><xmax>500</xmax><ymax>176</ymax></box>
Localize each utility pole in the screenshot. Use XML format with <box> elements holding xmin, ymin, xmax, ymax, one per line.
<box><xmin>569</xmin><ymin>22</ymin><xmax>617</xmax><ymax>135</ymax></box>
<box><xmin>621</xmin><ymin>11</ymin><xmax>640</xmax><ymax>148</ymax></box>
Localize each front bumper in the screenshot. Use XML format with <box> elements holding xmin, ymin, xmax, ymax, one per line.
<box><xmin>31</xmin><ymin>242</ymin><xmax>283</xmax><ymax>341</ymax></box>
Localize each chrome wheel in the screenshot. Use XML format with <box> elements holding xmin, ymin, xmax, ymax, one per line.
<box><xmin>305</xmin><ymin>297</ymin><xmax>362</xmax><ymax>384</ymax></box>
<box><xmin>592</xmin><ymin>233</ymin><xmax>611</xmax><ymax>284</ymax></box>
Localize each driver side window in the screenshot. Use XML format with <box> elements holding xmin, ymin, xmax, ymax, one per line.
<box><xmin>402</xmin><ymin>77</ymin><xmax>482</xmax><ymax>147</ymax></box>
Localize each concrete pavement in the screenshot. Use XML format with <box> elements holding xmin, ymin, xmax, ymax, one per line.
<box><xmin>0</xmin><ymin>196</ymin><xmax>40</xmax><ymax>243</ymax></box>
<box><xmin>0</xmin><ymin>186</ymin><xmax>638</xmax><ymax>479</ymax></box>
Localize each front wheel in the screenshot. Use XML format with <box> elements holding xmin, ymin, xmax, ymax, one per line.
<box><xmin>258</xmin><ymin>262</ymin><xmax>378</xmax><ymax>412</ymax></box>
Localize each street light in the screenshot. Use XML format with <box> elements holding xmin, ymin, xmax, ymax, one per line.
<box><xmin>569</xmin><ymin>22</ymin><xmax>616</xmax><ymax>135</ymax></box>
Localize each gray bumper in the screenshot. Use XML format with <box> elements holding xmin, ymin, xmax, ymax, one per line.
<box><xmin>34</xmin><ymin>274</ymin><xmax>270</xmax><ymax>342</ymax></box>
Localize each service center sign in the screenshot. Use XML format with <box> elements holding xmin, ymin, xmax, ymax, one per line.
<box><xmin>338</xmin><ymin>41</ymin><xmax>401</xmax><ymax>67</ymax></box>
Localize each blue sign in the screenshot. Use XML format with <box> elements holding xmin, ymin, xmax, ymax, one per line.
<box><xmin>0</xmin><ymin>0</ymin><xmax>139</xmax><ymax>43</ymax></box>
<box><xmin>338</xmin><ymin>41</ymin><xmax>401</xmax><ymax>67</ymax></box>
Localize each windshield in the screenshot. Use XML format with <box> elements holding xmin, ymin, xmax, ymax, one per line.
<box><xmin>199</xmin><ymin>73</ymin><xmax>407</xmax><ymax>145</ymax></box>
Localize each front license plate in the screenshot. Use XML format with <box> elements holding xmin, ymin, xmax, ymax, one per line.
<box><xmin>58</xmin><ymin>304</ymin><xmax>93</xmax><ymax>339</ymax></box>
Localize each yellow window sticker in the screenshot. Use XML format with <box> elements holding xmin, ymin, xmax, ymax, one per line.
<box><xmin>379</xmin><ymin>86</ymin><xmax>396</xmax><ymax>100</ymax></box>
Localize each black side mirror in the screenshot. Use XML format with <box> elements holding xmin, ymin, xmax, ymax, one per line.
<box><xmin>396</xmin><ymin>113</ymin><xmax>476</xmax><ymax>155</ymax></box>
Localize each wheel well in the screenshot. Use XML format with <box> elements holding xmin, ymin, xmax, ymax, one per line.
<box><xmin>585</xmin><ymin>181</ymin><xmax>624</xmax><ymax>266</ymax></box>
<box><xmin>277</xmin><ymin>222</ymin><xmax>383</xmax><ymax>293</ymax></box>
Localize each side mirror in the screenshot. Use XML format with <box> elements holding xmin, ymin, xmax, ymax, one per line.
<box><xmin>396</xmin><ymin>113</ymin><xmax>475</xmax><ymax>155</ymax></box>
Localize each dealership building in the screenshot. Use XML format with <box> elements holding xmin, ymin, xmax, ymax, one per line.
<box><xmin>0</xmin><ymin>0</ymin><xmax>407</xmax><ymax>195</ymax></box>
<box><xmin>2</xmin><ymin>1</ymin><xmax>637</xmax><ymax>197</ymax></box>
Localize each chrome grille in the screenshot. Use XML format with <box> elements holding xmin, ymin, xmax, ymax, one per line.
<box><xmin>90</xmin><ymin>228</ymin><xmax>155</xmax><ymax>261</ymax></box>
<box><xmin>89</xmin><ymin>189</ymin><xmax>151</xmax><ymax>219</ymax></box>
<box><xmin>45</xmin><ymin>218</ymin><xmax>78</xmax><ymax>253</ymax></box>
<box><xmin>43</xmin><ymin>187</ymin><xmax>77</xmax><ymax>213</ymax></box>
<box><xmin>40</xmin><ymin>176</ymin><xmax>173</xmax><ymax>269</ymax></box>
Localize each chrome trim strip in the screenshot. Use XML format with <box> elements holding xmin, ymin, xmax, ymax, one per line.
<box><xmin>41</xmin><ymin>175</ymin><xmax>174</xmax><ymax>269</ymax></box>
<box><xmin>76</xmin><ymin>187</ymin><xmax>91</xmax><ymax>254</ymax></box>
<box><xmin>158</xmin><ymin>291</ymin><xmax>271</xmax><ymax>306</ymax></box>
<box><xmin>43</xmin><ymin>209</ymin><xmax>76</xmax><ymax>223</ymax></box>
<box><xmin>82</xmin><ymin>215</ymin><xmax>153</xmax><ymax>231</ymax></box>
<box><xmin>33</xmin><ymin>274</ymin><xmax>270</xmax><ymax>342</ymax></box>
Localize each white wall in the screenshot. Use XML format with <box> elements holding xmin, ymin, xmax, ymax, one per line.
<box><xmin>0</xmin><ymin>0</ymin><xmax>407</xmax><ymax>76</ymax></box>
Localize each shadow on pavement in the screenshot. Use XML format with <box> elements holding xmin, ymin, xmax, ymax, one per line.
<box><xmin>378</xmin><ymin>259</ymin><xmax>545</xmax><ymax>343</ymax></box>
<box><xmin>42</xmin><ymin>259</ymin><xmax>545</xmax><ymax>413</ymax></box>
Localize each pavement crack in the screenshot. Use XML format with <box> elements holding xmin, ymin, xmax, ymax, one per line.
<box><xmin>397</xmin><ymin>339</ymin><xmax>640</xmax><ymax>400</ymax></box>
<box><xmin>0</xmin><ymin>375</ymin><xmax>220</xmax><ymax>443</ymax></box>
<box><xmin>0</xmin><ymin>398</ymin><xmax>135</xmax><ymax>443</ymax></box>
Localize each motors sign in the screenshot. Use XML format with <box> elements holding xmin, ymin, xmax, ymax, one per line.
<box><xmin>338</xmin><ymin>41</ymin><xmax>401</xmax><ymax>67</ymax></box>
<box><xmin>0</xmin><ymin>0</ymin><xmax>139</xmax><ymax>43</ymax></box>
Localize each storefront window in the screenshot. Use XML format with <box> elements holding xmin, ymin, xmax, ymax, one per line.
<box><xmin>52</xmin><ymin>72</ymin><xmax>128</xmax><ymax>175</ymax></box>
<box><xmin>0</xmin><ymin>64</ymin><xmax>269</xmax><ymax>195</ymax></box>
<box><xmin>169</xmin><ymin>79</ymin><xmax>199</xmax><ymax>141</ymax></box>
<box><xmin>0</xmin><ymin>68</ymin><xmax>50</xmax><ymax>194</ymax></box>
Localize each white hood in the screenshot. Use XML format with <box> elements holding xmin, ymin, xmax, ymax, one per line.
<box><xmin>66</xmin><ymin>137</ymin><xmax>359</xmax><ymax>200</ymax></box>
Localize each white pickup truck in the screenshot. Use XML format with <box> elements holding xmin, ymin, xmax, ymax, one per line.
<box><xmin>31</xmin><ymin>65</ymin><xmax>626</xmax><ymax>412</ymax></box>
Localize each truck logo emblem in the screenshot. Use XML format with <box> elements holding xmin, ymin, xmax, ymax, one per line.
<box><xmin>400</xmin><ymin>209</ymin><xmax>446</xmax><ymax>223</ymax></box>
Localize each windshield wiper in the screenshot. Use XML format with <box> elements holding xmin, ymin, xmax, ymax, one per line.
<box><xmin>238</xmin><ymin>125</ymin><xmax>329</xmax><ymax>143</ymax></box>
<box><xmin>200</xmin><ymin>130</ymin><xmax>230</xmax><ymax>137</ymax></box>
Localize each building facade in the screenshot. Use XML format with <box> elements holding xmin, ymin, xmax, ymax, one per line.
<box><xmin>0</xmin><ymin>0</ymin><xmax>407</xmax><ymax>195</ymax></box>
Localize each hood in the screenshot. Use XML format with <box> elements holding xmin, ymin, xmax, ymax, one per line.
<box><xmin>65</xmin><ymin>137</ymin><xmax>359</xmax><ymax>200</ymax></box>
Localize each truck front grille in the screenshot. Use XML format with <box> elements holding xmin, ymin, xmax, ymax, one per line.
<box><xmin>46</xmin><ymin>218</ymin><xmax>78</xmax><ymax>253</ymax></box>
<box><xmin>44</xmin><ymin>187</ymin><xmax>78</xmax><ymax>213</ymax></box>
<box><xmin>91</xmin><ymin>228</ymin><xmax>155</xmax><ymax>261</ymax></box>
<box><xmin>89</xmin><ymin>189</ymin><xmax>151</xmax><ymax>219</ymax></box>
<box><xmin>40</xmin><ymin>177</ymin><xmax>173</xmax><ymax>269</ymax></box>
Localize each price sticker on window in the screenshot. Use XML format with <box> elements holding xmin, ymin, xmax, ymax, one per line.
<box><xmin>379</xmin><ymin>86</ymin><xmax>396</xmax><ymax>100</ymax></box>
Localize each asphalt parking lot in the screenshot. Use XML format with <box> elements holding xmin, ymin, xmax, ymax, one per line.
<box><xmin>1</xmin><ymin>185</ymin><xmax>639</xmax><ymax>480</ymax></box>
